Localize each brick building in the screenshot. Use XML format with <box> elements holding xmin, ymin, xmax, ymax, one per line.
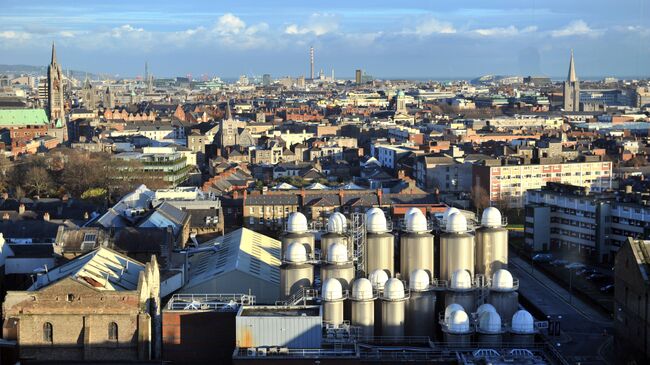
<box><xmin>2</xmin><ymin>248</ymin><xmax>161</xmax><ymax>362</ymax></box>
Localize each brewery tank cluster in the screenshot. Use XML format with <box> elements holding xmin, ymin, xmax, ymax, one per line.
<box><xmin>276</xmin><ymin>205</ymin><xmax>536</xmax><ymax>345</ymax></box>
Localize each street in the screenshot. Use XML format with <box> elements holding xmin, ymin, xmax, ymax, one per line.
<box><xmin>509</xmin><ymin>250</ymin><xmax>614</xmax><ymax>365</ymax></box>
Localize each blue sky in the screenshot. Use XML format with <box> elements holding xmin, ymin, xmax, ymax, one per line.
<box><xmin>0</xmin><ymin>0</ymin><xmax>649</xmax><ymax>78</ymax></box>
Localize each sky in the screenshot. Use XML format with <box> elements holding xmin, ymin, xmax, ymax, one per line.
<box><xmin>0</xmin><ymin>0</ymin><xmax>649</xmax><ymax>79</ymax></box>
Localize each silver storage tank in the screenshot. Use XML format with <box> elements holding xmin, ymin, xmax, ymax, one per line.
<box><xmin>280</xmin><ymin>242</ymin><xmax>314</xmax><ymax>300</ymax></box>
<box><xmin>475</xmin><ymin>207</ymin><xmax>508</xmax><ymax>279</ymax></box>
<box><xmin>441</xmin><ymin>305</ymin><xmax>472</xmax><ymax>346</ymax></box>
<box><xmin>400</xmin><ymin>208</ymin><xmax>434</xmax><ymax>283</ymax></box>
<box><xmin>364</xmin><ymin>208</ymin><xmax>394</xmax><ymax>278</ymax></box>
<box><xmin>322</xmin><ymin>278</ymin><xmax>345</xmax><ymax>326</ymax></box>
<box><xmin>281</xmin><ymin>212</ymin><xmax>315</xmax><ymax>258</ymax></box>
<box><xmin>369</xmin><ymin>269</ymin><xmax>389</xmax><ymax>336</ymax></box>
<box><xmin>320</xmin><ymin>242</ymin><xmax>355</xmax><ymax>291</ymax></box>
<box><xmin>510</xmin><ymin>310</ymin><xmax>536</xmax><ymax>346</ymax></box>
<box><xmin>405</xmin><ymin>269</ymin><xmax>436</xmax><ymax>338</ymax></box>
<box><xmin>487</xmin><ymin>269</ymin><xmax>519</xmax><ymax>326</ymax></box>
<box><xmin>321</xmin><ymin>212</ymin><xmax>351</xmax><ymax>260</ymax></box>
<box><xmin>350</xmin><ymin>278</ymin><xmax>376</xmax><ymax>338</ymax></box>
<box><xmin>444</xmin><ymin>269</ymin><xmax>477</xmax><ymax>314</ymax></box>
<box><xmin>381</xmin><ymin>278</ymin><xmax>407</xmax><ymax>337</ymax></box>
<box><xmin>433</xmin><ymin>208</ymin><xmax>459</xmax><ymax>280</ymax></box>
<box><xmin>439</xmin><ymin>212</ymin><xmax>475</xmax><ymax>282</ymax></box>
<box><xmin>477</xmin><ymin>309</ymin><xmax>503</xmax><ymax>347</ymax></box>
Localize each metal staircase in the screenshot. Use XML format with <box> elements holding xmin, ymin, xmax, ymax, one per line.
<box><xmin>275</xmin><ymin>287</ymin><xmax>319</xmax><ymax>306</ymax></box>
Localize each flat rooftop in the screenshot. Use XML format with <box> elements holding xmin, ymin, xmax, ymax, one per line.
<box><xmin>239</xmin><ymin>305</ymin><xmax>320</xmax><ymax>317</ymax></box>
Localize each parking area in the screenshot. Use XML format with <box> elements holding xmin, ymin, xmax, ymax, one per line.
<box><xmin>508</xmin><ymin>241</ymin><xmax>614</xmax><ymax>316</ymax></box>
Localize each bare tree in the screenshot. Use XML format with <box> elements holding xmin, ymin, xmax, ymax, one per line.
<box><xmin>470</xmin><ymin>184</ymin><xmax>490</xmax><ymax>211</ymax></box>
<box><xmin>24</xmin><ymin>166</ymin><xmax>53</xmax><ymax>197</ymax></box>
<box><xmin>0</xmin><ymin>154</ymin><xmax>13</xmax><ymax>193</ymax></box>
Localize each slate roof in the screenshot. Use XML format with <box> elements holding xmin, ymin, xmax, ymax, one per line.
<box><xmin>29</xmin><ymin>247</ymin><xmax>146</xmax><ymax>292</ymax></box>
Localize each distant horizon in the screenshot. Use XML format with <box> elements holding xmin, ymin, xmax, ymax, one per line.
<box><xmin>2</xmin><ymin>63</ymin><xmax>649</xmax><ymax>83</ymax></box>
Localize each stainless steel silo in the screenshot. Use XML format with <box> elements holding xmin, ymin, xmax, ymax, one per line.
<box><xmin>444</xmin><ymin>269</ymin><xmax>477</xmax><ymax>314</ymax></box>
<box><xmin>320</xmin><ymin>242</ymin><xmax>356</xmax><ymax>291</ymax></box>
<box><xmin>369</xmin><ymin>269</ymin><xmax>389</xmax><ymax>336</ymax></box>
<box><xmin>365</xmin><ymin>209</ymin><xmax>394</xmax><ymax>278</ymax></box>
<box><xmin>281</xmin><ymin>212</ymin><xmax>315</xmax><ymax>258</ymax></box>
<box><xmin>439</xmin><ymin>212</ymin><xmax>475</xmax><ymax>282</ymax></box>
<box><xmin>380</xmin><ymin>278</ymin><xmax>407</xmax><ymax>337</ymax></box>
<box><xmin>488</xmin><ymin>269</ymin><xmax>519</xmax><ymax>326</ymax></box>
<box><xmin>475</xmin><ymin>207</ymin><xmax>508</xmax><ymax>280</ymax></box>
<box><xmin>400</xmin><ymin>209</ymin><xmax>434</xmax><ymax>283</ymax></box>
<box><xmin>405</xmin><ymin>269</ymin><xmax>436</xmax><ymax>339</ymax></box>
<box><xmin>441</xmin><ymin>306</ymin><xmax>472</xmax><ymax>347</ymax></box>
<box><xmin>350</xmin><ymin>278</ymin><xmax>376</xmax><ymax>338</ymax></box>
<box><xmin>477</xmin><ymin>310</ymin><xmax>503</xmax><ymax>347</ymax></box>
<box><xmin>321</xmin><ymin>212</ymin><xmax>351</xmax><ymax>260</ymax></box>
<box><xmin>280</xmin><ymin>242</ymin><xmax>314</xmax><ymax>300</ymax></box>
<box><xmin>322</xmin><ymin>278</ymin><xmax>345</xmax><ymax>326</ymax></box>
<box><xmin>510</xmin><ymin>310</ymin><xmax>536</xmax><ymax>346</ymax></box>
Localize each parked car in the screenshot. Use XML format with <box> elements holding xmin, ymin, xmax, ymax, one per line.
<box><xmin>576</xmin><ymin>268</ymin><xmax>598</xmax><ymax>277</ymax></box>
<box><xmin>532</xmin><ymin>253</ymin><xmax>553</xmax><ymax>263</ymax></box>
<box><xmin>565</xmin><ymin>262</ymin><xmax>586</xmax><ymax>270</ymax></box>
<box><xmin>550</xmin><ymin>259</ymin><xmax>569</xmax><ymax>266</ymax></box>
<box><xmin>587</xmin><ymin>273</ymin><xmax>609</xmax><ymax>282</ymax></box>
<box><xmin>600</xmin><ymin>284</ymin><xmax>614</xmax><ymax>293</ymax></box>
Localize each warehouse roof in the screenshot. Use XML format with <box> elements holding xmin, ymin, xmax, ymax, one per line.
<box><xmin>185</xmin><ymin>227</ymin><xmax>281</xmax><ymax>287</ymax></box>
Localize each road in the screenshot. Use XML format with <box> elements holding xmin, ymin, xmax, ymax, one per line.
<box><xmin>509</xmin><ymin>250</ymin><xmax>614</xmax><ymax>365</ymax></box>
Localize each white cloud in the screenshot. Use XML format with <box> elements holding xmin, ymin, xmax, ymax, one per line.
<box><xmin>615</xmin><ymin>25</ymin><xmax>650</xmax><ymax>37</ymax></box>
<box><xmin>0</xmin><ymin>30</ymin><xmax>32</xmax><ymax>41</ymax></box>
<box><xmin>214</xmin><ymin>13</ymin><xmax>246</xmax><ymax>35</ymax></box>
<box><xmin>472</xmin><ymin>25</ymin><xmax>537</xmax><ymax>37</ymax></box>
<box><xmin>551</xmin><ymin>20</ymin><xmax>602</xmax><ymax>38</ymax></box>
<box><xmin>284</xmin><ymin>13</ymin><xmax>339</xmax><ymax>36</ymax></box>
<box><xmin>411</xmin><ymin>17</ymin><xmax>456</xmax><ymax>35</ymax></box>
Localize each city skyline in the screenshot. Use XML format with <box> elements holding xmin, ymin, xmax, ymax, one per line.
<box><xmin>0</xmin><ymin>0</ymin><xmax>649</xmax><ymax>78</ymax></box>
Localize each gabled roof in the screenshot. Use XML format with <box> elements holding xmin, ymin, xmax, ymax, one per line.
<box><xmin>185</xmin><ymin>228</ymin><xmax>281</xmax><ymax>288</ymax></box>
<box><xmin>272</xmin><ymin>182</ymin><xmax>298</xmax><ymax>190</ymax></box>
<box><xmin>305</xmin><ymin>182</ymin><xmax>330</xmax><ymax>190</ymax></box>
<box><xmin>29</xmin><ymin>247</ymin><xmax>145</xmax><ymax>292</ymax></box>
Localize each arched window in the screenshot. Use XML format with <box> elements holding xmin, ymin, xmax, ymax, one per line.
<box><xmin>43</xmin><ymin>322</ymin><xmax>53</xmax><ymax>343</ymax></box>
<box><xmin>108</xmin><ymin>322</ymin><xmax>118</xmax><ymax>341</ymax></box>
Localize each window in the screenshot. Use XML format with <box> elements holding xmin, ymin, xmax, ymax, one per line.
<box><xmin>43</xmin><ymin>322</ymin><xmax>53</xmax><ymax>343</ymax></box>
<box><xmin>108</xmin><ymin>322</ymin><xmax>118</xmax><ymax>341</ymax></box>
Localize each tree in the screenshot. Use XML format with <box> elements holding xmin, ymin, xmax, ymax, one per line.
<box><xmin>470</xmin><ymin>184</ymin><xmax>490</xmax><ymax>211</ymax></box>
<box><xmin>0</xmin><ymin>155</ymin><xmax>13</xmax><ymax>193</ymax></box>
<box><xmin>24</xmin><ymin>166</ymin><xmax>53</xmax><ymax>197</ymax></box>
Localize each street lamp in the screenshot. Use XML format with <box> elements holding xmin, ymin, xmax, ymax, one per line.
<box><xmin>568</xmin><ymin>267</ymin><xmax>576</xmax><ymax>305</ymax></box>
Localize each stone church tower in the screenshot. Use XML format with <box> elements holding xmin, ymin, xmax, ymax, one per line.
<box><xmin>219</xmin><ymin>101</ymin><xmax>239</xmax><ymax>147</ymax></box>
<box><xmin>47</xmin><ymin>43</ymin><xmax>65</xmax><ymax>122</ymax></box>
<box><xmin>563</xmin><ymin>50</ymin><xmax>580</xmax><ymax>112</ymax></box>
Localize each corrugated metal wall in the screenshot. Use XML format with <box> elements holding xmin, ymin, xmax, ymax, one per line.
<box><xmin>236</xmin><ymin>311</ymin><xmax>322</xmax><ymax>348</ymax></box>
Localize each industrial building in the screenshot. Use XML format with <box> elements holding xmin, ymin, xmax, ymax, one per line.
<box><xmin>170</xmin><ymin>206</ymin><xmax>566</xmax><ymax>364</ymax></box>
<box><xmin>181</xmin><ymin>227</ymin><xmax>281</xmax><ymax>304</ymax></box>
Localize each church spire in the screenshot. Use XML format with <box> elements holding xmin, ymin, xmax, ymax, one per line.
<box><xmin>567</xmin><ymin>49</ymin><xmax>577</xmax><ymax>82</ymax></box>
<box><xmin>51</xmin><ymin>42</ymin><xmax>57</xmax><ymax>65</ymax></box>
<box><xmin>225</xmin><ymin>100</ymin><xmax>232</xmax><ymax>120</ymax></box>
